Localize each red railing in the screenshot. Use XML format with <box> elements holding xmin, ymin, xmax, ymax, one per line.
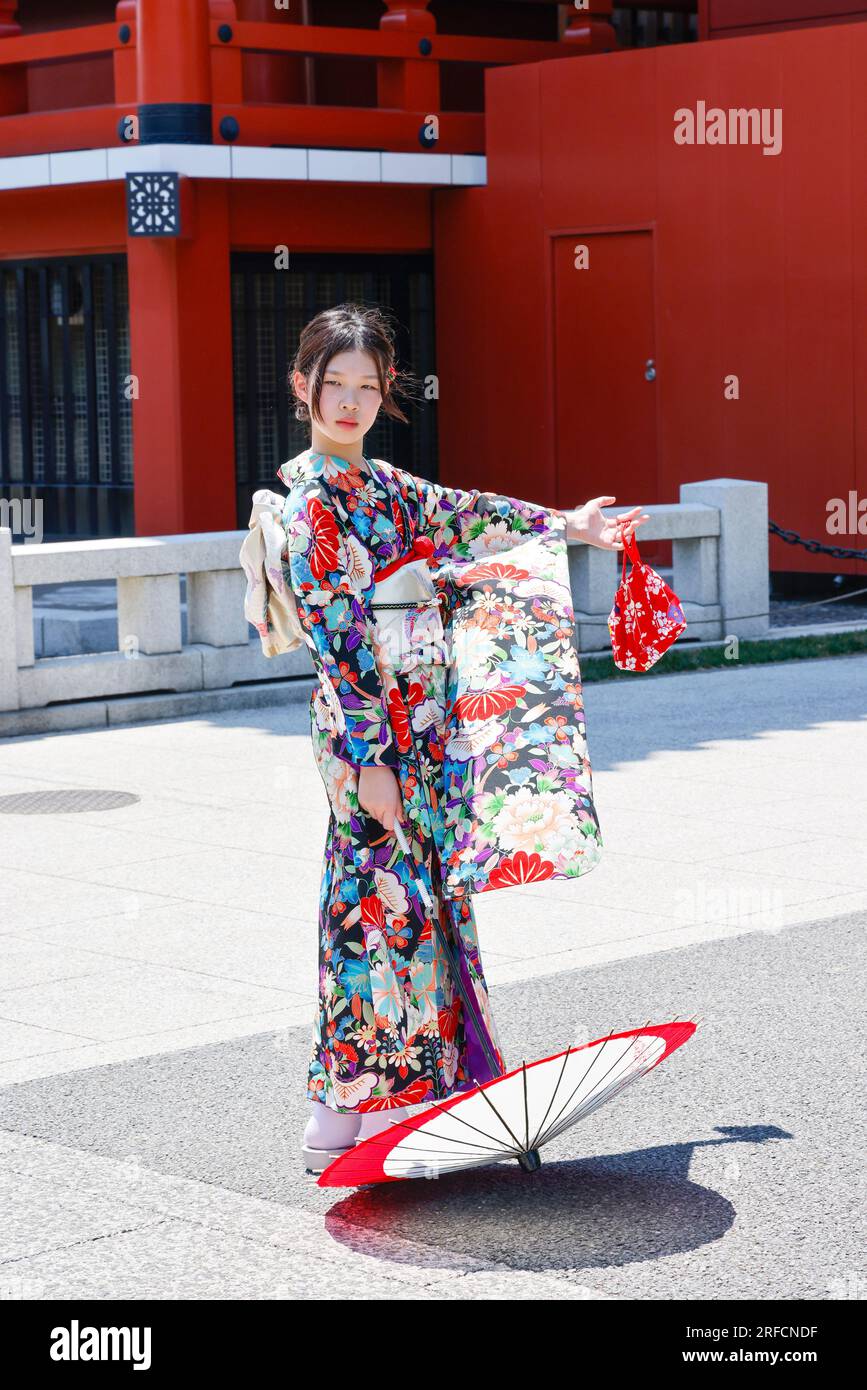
<box><xmin>0</xmin><ymin>21</ymin><xmax>118</xmax><ymax>63</ymax></box>
<box><xmin>0</xmin><ymin>19</ymin><xmax>134</xmax><ymax>157</ymax></box>
<box><xmin>0</xmin><ymin>5</ymin><xmax>614</xmax><ymax>160</ymax></box>
<box><xmin>210</xmin><ymin>19</ymin><xmax>581</xmax><ymax>153</ymax></box>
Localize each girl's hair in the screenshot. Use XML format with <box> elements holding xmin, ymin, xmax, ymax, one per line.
<box><xmin>289</xmin><ymin>302</ymin><xmax>419</xmax><ymax>426</ymax></box>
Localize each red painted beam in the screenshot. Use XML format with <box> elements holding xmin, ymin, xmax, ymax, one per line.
<box><xmin>221</xmin><ymin>19</ymin><xmax>582</xmax><ymax>65</ymax></box>
<box><xmin>213</xmin><ymin>102</ymin><xmax>484</xmax><ymax>152</ymax></box>
<box><xmin>0</xmin><ymin>104</ymin><xmax>125</xmax><ymax>156</ymax></box>
<box><xmin>227</xmin><ymin>180</ymin><xmax>431</xmax><ymax>253</ymax></box>
<box><xmin>0</xmin><ymin>22</ymin><xmax>118</xmax><ymax>67</ymax></box>
<box><xmin>0</xmin><ymin>181</ymin><xmax>125</xmax><ymax>260</ymax></box>
<box><xmin>0</xmin><ymin>99</ymin><xmax>485</xmax><ymax>158</ymax></box>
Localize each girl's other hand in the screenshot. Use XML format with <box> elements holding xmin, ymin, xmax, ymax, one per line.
<box><xmin>357</xmin><ymin>765</ymin><xmax>406</xmax><ymax>833</ymax></box>
<box><xmin>564</xmin><ymin>497</ymin><xmax>650</xmax><ymax>551</ymax></box>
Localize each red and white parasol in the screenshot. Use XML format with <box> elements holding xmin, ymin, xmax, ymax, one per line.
<box><xmin>317</xmin><ymin>1019</ymin><xmax>698</xmax><ymax>1187</ymax></box>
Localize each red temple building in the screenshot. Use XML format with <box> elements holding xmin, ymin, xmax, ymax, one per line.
<box><xmin>0</xmin><ymin>1</ymin><xmax>865</xmax><ymax>578</ymax></box>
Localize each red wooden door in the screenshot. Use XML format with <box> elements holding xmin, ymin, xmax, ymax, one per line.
<box><xmin>552</xmin><ymin>230</ymin><xmax>658</xmax><ymax>510</ymax></box>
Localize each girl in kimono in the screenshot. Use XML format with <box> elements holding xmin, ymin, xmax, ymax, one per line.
<box><xmin>282</xmin><ymin>304</ymin><xmax>649</xmax><ymax>1172</ymax></box>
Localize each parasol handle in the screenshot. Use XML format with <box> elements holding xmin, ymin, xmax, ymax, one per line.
<box><xmin>393</xmin><ymin>817</ymin><xmax>434</xmax><ymax>913</ymax></box>
<box><xmin>391</xmin><ymin>774</ymin><xmax>504</xmax><ymax>1082</ymax></box>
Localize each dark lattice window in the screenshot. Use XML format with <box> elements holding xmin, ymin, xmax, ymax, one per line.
<box><xmin>231</xmin><ymin>253</ymin><xmax>438</xmax><ymax>523</ymax></box>
<box><xmin>0</xmin><ymin>256</ymin><xmax>132</xmax><ymax>539</ymax></box>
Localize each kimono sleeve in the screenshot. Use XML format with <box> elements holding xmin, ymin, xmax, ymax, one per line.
<box><xmin>408</xmin><ymin>470</ymin><xmax>562</xmax><ymax>556</ymax></box>
<box><xmin>282</xmin><ymin>487</ymin><xmax>401</xmax><ymax>769</ymax></box>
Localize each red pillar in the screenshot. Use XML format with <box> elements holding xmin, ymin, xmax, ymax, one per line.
<box><xmin>563</xmin><ymin>0</ymin><xmax>619</xmax><ymax>53</ymax></box>
<box><xmin>127</xmin><ymin>183</ymin><xmax>237</xmax><ymax>536</ymax></box>
<box><xmin>127</xmin><ymin>2</ymin><xmax>236</xmax><ymax>535</ymax></box>
<box><xmin>378</xmin><ymin>0</ymin><xmax>439</xmax><ymax>114</ymax></box>
<box><xmin>137</xmin><ymin>0</ymin><xmax>213</xmax><ymax>143</ymax></box>
<box><xmin>236</xmin><ymin>0</ymin><xmax>308</xmax><ymax>104</ymax></box>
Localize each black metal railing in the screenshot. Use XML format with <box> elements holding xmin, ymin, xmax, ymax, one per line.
<box><xmin>611</xmin><ymin>7</ymin><xmax>698</xmax><ymax>47</ymax></box>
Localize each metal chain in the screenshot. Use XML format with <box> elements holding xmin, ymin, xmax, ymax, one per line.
<box><xmin>769</xmin><ymin>520</ymin><xmax>867</xmax><ymax>562</ymax></box>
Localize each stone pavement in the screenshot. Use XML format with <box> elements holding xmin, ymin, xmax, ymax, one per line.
<box><xmin>1</xmin><ymin>652</ymin><xmax>865</xmax><ymax>1299</ymax></box>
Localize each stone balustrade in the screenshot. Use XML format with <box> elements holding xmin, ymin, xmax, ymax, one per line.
<box><xmin>0</xmin><ymin>476</ymin><xmax>768</xmax><ymax>731</ymax></box>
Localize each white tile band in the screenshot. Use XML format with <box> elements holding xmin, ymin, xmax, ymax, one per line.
<box><xmin>0</xmin><ymin>143</ymin><xmax>487</xmax><ymax>191</ymax></box>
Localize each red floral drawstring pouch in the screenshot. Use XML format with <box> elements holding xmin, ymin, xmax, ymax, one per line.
<box><xmin>607</xmin><ymin>529</ymin><xmax>687</xmax><ymax>671</ymax></box>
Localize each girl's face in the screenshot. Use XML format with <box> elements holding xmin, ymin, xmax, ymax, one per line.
<box><xmin>294</xmin><ymin>348</ymin><xmax>384</xmax><ymax>458</ymax></box>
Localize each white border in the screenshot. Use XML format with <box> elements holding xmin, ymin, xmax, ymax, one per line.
<box><xmin>0</xmin><ymin>144</ymin><xmax>487</xmax><ymax>191</ymax></box>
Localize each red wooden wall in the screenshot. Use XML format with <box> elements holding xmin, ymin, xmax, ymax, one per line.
<box><xmin>433</xmin><ymin>18</ymin><xmax>867</xmax><ymax>574</ymax></box>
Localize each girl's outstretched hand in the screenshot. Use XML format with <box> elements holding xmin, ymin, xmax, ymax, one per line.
<box><xmin>357</xmin><ymin>765</ymin><xmax>406</xmax><ymax>833</ymax></box>
<box><xmin>563</xmin><ymin>497</ymin><xmax>650</xmax><ymax>551</ymax></box>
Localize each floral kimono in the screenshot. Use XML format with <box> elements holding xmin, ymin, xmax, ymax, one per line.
<box><xmin>279</xmin><ymin>447</ymin><xmax>603</xmax><ymax>1115</ymax></box>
